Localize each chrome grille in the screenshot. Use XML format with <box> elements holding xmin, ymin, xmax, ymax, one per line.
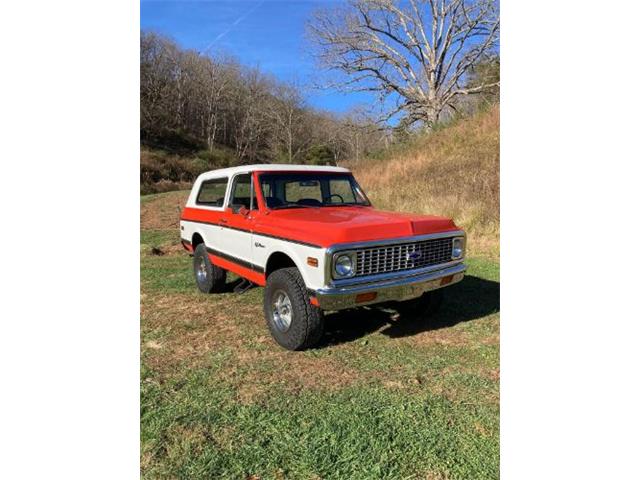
<box><xmin>354</xmin><ymin>237</ymin><xmax>454</xmax><ymax>277</ymax></box>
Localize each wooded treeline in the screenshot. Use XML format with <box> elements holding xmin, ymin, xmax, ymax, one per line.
<box><xmin>140</xmin><ymin>22</ymin><xmax>498</xmax><ymax>194</ymax></box>
<box><xmin>141</xmin><ymin>31</ymin><xmax>386</xmax><ymax>168</ymax></box>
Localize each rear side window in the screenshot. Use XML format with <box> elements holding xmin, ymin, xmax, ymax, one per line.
<box><xmin>196</xmin><ymin>177</ymin><xmax>228</xmax><ymax>207</ymax></box>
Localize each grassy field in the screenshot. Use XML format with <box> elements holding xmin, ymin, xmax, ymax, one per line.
<box><xmin>141</xmin><ymin>192</ymin><xmax>500</xmax><ymax>479</ymax></box>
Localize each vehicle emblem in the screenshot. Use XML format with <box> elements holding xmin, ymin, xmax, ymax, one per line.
<box><xmin>407</xmin><ymin>250</ymin><xmax>422</xmax><ymax>261</ymax></box>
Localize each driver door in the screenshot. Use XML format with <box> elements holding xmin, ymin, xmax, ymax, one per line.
<box><xmin>217</xmin><ymin>173</ymin><xmax>257</xmax><ymax>268</ymax></box>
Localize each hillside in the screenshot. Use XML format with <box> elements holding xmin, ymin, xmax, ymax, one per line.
<box><xmin>140</xmin><ymin>134</ymin><xmax>237</xmax><ymax>194</ymax></box>
<box><xmin>346</xmin><ymin>106</ymin><xmax>499</xmax><ymax>258</ymax></box>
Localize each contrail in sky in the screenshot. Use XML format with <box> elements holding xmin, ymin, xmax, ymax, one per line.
<box><xmin>200</xmin><ymin>0</ymin><xmax>265</xmax><ymax>54</ymax></box>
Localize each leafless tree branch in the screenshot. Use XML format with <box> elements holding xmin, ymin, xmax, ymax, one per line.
<box><xmin>308</xmin><ymin>0</ymin><xmax>499</xmax><ymax>127</ymax></box>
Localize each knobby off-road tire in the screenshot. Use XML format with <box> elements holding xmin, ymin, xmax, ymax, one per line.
<box><xmin>397</xmin><ymin>289</ymin><xmax>444</xmax><ymax>317</ymax></box>
<box><xmin>264</xmin><ymin>267</ymin><xmax>324</xmax><ymax>351</ymax></box>
<box><xmin>193</xmin><ymin>243</ymin><xmax>226</xmax><ymax>293</ymax></box>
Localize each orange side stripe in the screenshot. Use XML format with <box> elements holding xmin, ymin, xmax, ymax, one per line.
<box><xmin>208</xmin><ymin>254</ymin><xmax>266</xmax><ymax>286</ymax></box>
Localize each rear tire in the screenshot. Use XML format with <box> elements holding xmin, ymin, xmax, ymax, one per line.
<box><xmin>264</xmin><ymin>267</ymin><xmax>324</xmax><ymax>350</ymax></box>
<box><xmin>193</xmin><ymin>243</ymin><xmax>226</xmax><ymax>293</ymax></box>
<box><xmin>397</xmin><ymin>289</ymin><xmax>444</xmax><ymax>316</ymax></box>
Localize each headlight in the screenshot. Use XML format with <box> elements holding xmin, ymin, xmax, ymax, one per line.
<box><xmin>334</xmin><ymin>253</ymin><xmax>355</xmax><ymax>278</ymax></box>
<box><xmin>452</xmin><ymin>237</ymin><xmax>465</xmax><ymax>259</ymax></box>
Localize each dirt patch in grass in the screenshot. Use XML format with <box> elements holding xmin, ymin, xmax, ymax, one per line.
<box><xmin>141</xmin><ymin>292</ymin><xmax>244</xmax><ymax>374</ymax></box>
<box><xmin>407</xmin><ymin>327</ymin><xmax>473</xmax><ymax>347</ymax></box>
<box><xmin>232</xmin><ymin>348</ymin><xmax>359</xmax><ymax>403</ymax></box>
<box><xmin>142</xmin><ymin>242</ymin><xmax>186</xmax><ymax>257</ymax></box>
<box><xmin>141</xmin><ymin>191</ymin><xmax>188</xmax><ymax>230</ymax></box>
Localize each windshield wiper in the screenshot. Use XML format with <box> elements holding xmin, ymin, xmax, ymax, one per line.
<box><xmin>271</xmin><ymin>203</ymin><xmax>317</xmax><ymax>210</ymax></box>
<box><xmin>324</xmin><ymin>203</ymin><xmax>369</xmax><ymax>207</ymax></box>
<box><xmin>272</xmin><ymin>202</ymin><xmax>369</xmax><ymax>210</ymax></box>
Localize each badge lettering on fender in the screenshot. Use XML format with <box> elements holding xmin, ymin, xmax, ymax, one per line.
<box><xmin>254</xmin><ymin>241</ymin><xmax>266</xmax><ymax>248</ymax></box>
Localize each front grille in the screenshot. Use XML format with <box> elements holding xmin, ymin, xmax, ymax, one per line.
<box><xmin>354</xmin><ymin>237</ymin><xmax>454</xmax><ymax>277</ymax></box>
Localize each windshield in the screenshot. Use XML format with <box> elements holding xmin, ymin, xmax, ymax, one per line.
<box><xmin>258</xmin><ymin>172</ymin><xmax>371</xmax><ymax>209</ymax></box>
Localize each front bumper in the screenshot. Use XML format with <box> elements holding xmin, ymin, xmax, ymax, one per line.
<box><xmin>314</xmin><ymin>262</ymin><xmax>466</xmax><ymax>311</ymax></box>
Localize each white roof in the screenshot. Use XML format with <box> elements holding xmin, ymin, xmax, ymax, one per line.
<box><xmin>197</xmin><ymin>164</ymin><xmax>350</xmax><ymax>181</ymax></box>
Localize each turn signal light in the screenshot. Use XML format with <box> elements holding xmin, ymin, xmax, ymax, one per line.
<box><xmin>355</xmin><ymin>292</ymin><xmax>377</xmax><ymax>303</ymax></box>
<box><xmin>307</xmin><ymin>257</ymin><xmax>319</xmax><ymax>267</ymax></box>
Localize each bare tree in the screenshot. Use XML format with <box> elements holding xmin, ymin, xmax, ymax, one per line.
<box><xmin>231</xmin><ymin>68</ymin><xmax>272</xmax><ymax>162</ymax></box>
<box><xmin>191</xmin><ymin>55</ymin><xmax>237</xmax><ymax>151</ymax></box>
<box><xmin>267</xmin><ymin>82</ymin><xmax>310</xmax><ymax>162</ymax></box>
<box><xmin>308</xmin><ymin>0</ymin><xmax>499</xmax><ymax>128</ymax></box>
<box><xmin>140</xmin><ymin>32</ymin><xmax>178</xmax><ymax>131</ymax></box>
<box><xmin>313</xmin><ymin>113</ymin><xmax>348</xmax><ymax>163</ymax></box>
<box><xmin>342</xmin><ymin>106</ymin><xmax>388</xmax><ymax>161</ymax></box>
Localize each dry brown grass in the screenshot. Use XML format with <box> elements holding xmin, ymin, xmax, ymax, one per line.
<box><xmin>140</xmin><ymin>190</ymin><xmax>188</xmax><ymax>230</ymax></box>
<box><xmin>345</xmin><ymin>106</ymin><xmax>499</xmax><ymax>258</ymax></box>
<box><xmin>141</xmin><ymin>290</ymin><xmax>360</xmax><ymax>398</ymax></box>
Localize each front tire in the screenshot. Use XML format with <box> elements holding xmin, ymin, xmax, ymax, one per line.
<box><xmin>264</xmin><ymin>267</ymin><xmax>324</xmax><ymax>350</ymax></box>
<box><xmin>193</xmin><ymin>243</ymin><xmax>226</xmax><ymax>293</ymax></box>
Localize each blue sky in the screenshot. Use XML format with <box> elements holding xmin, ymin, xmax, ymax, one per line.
<box><xmin>140</xmin><ymin>0</ymin><xmax>372</xmax><ymax>114</ymax></box>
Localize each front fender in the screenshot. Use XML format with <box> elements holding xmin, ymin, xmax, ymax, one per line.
<box><xmin>256</xmin><ymin>239</ymin><xmax>326</xmax><ymax>291</ymax></box>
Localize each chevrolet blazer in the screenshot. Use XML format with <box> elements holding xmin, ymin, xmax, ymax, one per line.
<box><xmin>180</xmin><ymin>164</ymin><xmax>466</xmax><ymax>350</ymax></box>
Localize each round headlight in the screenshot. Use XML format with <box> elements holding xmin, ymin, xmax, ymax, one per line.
<box><xmin>452</xmin><ymin>237</ymin><xmax>464</xmax><ymax>259</ymax></box>
<box><xmin>334</xmin><ymin>254</ymin><xmax>353</xmax><ymax>277</ymax></box>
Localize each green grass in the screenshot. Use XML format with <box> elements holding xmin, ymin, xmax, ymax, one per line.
<box><xmin>141</xmin><ymin>373</ymin><xmax>498</xmax><ymax>479</ymax></box>
<box><xmin>141</xmin><ymin>230</ymin><xmax>500</xmax><ymax>479</ymax></box>
<box><xmin>141</xmin><ymin>229</ymin><xmax>178</xmax><ymax>248</ymax></box>
<box><xmin>141</xmin><ymin>191</ymin><xmax>174</xmax><ymax>204</ymax></box>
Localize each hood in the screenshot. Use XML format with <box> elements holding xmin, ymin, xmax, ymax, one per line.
<box><xmin>254</xmin><ymin>206</ymin><xmax>459</xmax><ymax>247</ymax></box>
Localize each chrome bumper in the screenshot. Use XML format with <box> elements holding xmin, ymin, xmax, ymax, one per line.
<box><xmin>314</xmin><ymin>263</ymin><xmax>466</xmax><ymax>311</ymax></box>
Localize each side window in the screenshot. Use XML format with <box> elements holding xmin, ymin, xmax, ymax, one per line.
<box><xmin>196</xmin><ymin>177</ymin><xmax>228</xmax><ymax>207</ymax></box>
<box><xmin>229</xmin><ymin>174</ymin><xmax>257</xmax><ymax>210</ymax></box>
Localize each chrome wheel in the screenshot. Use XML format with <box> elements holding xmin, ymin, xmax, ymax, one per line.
<box><xmin>196</xmin><ymin>256</ymin><xmax>207</xmax><ymax>283</ymax></box>
<box><xmin>272</xmin><ymin>289</ymin><xmax>293</xmax><ymax>332</ymax></box>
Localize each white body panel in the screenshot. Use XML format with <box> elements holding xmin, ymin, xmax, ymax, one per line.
<box><xmin>181</xmin><ymin>221</ymin><xmax>219</xmax><ymax>253</ymax></box>
<box><xmin>250</xmin><ymin>231</ymin><xmax>327</xmax><ymax>290</ymax></box>
<box><xmin>217</xmin><ymin>226</ymin><xmax>254</xmax><ymax>266</ymax></box>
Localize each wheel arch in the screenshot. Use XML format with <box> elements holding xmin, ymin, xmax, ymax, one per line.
<box><xmin>261</xmin><ymin>241</ymin><xmax>326</xmax><ymax>290</ymax></box>
<box><xmin>191</xmin><ymin>232</ymin><xmax>205</xmax><ymax>248</ymax></box>
<box><xmin>265</xmin><ymin>251</ymin><xmax>298</xmax><ymax>279</ymax></box>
